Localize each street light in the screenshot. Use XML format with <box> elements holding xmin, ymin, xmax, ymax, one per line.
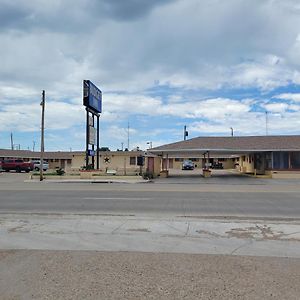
<box><xmin>230</xmin><ymin>127</ymin><xmax>234</xmax><ymax>137</ymax></box>
<box><xmin>147</xmin><ymin>141</ymin><xmax>152</xmax><ymax>149</ymax></box>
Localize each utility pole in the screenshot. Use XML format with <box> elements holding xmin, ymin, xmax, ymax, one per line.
<box><xmin>40</xmin><ymin>90</ymin><xmax>45</xmax><ymax>181</ymax></box>
<box><xmin>10</xmin><ymin>133</ymin><xmax>14</xmax><ymax>150</ymax></box>
<box><xmin>127</xmin><ymin>122</ymin><xmax>130</xmax><ymax>150</ymax></box>
<box><xmin>121</xmin><ymin>142</ymin><xmax>124</xmax><ymax>151</ymax></box>
<box><xmin>32</xmin><ymin>141</ymin><xmax>36</xmax><ymax>152</ymax></box>
<box><xmin>184</xmin><ymin>125</ymin><xmax>188</xmax><ymax>141</ymax></box>
<box><xmin>265</xmin><ymin>111</ymin><xmax>268</xmax><ymax>136</ymax></box>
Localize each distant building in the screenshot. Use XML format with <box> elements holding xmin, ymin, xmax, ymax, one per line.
<box><xmin>0</xmin><ymin>149</ymin><xmax>74</xmax><ymax>170</ymax></box>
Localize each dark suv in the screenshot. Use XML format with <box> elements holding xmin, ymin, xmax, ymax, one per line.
<box><xmin>182</xmin><ymin>160</ymin><xmax>194</xmax><ymax>170</ymax></box>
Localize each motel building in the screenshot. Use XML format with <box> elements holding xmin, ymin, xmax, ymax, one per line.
<box><xmin>149</xmin><ymin>135</ymin><xmax>300</xmax><ymax>178</ymax></box>
<box><xmin>1</xmin><ymin>135</ymin><xmax>300</xmax><ymax>179</ymax></box>
<box><xmin>0</xmin><ymin>149</ymin><xmax>161</xmax><ymax>176</ymax></box>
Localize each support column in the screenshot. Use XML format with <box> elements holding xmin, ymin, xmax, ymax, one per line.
<box><xmin>97</xmin><ymin>115</ymin><xmax>100</xmax><ymax>170</ymax></box>
<box><xmin>166</xmin><ymin>154</ymin><xmax>169</xmax><ymax>170</ymax></box>
<box><xmin>85</xmin><ymin>108</ymin><xmax>89</xmax><ymax>169</ymax></box>
<box><xmin>92</xmin><ymin>114</ymin><xmax>95</xmax><ymax>169</ymax></box>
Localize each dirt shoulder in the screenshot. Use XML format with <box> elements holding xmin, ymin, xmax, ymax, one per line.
<box><xmin>0</xmin><ymin>250</ymin><xmax>299</xmax><ymax>300</ymax></box>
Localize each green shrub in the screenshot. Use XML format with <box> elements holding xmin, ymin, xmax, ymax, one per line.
<box><xmin>56</xmin><ymin>168</ymin><xmax>65</xmax><ymax>176</ymax></box>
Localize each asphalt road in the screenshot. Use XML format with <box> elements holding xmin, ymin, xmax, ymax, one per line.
<box><xmin>1</xmin><ymin>173</ymin><xmax>300</xmax><ymax>219</ymax></box>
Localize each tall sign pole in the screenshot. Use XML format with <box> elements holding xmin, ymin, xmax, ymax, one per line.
<box><xmin>97</xmin><ymin>115</ymin><xmax>100</xmax><ymax>169</ymax></box>
<box><xmin>40</xmin><ymin>90</ymin><xmax>45</xmax><ymax>181</ymax></box>
<box><xmin>83</xmin><ymin>80</ymin><xmax>102</xmax><ymax>170</ymax></box>
<box><xmin>85</xmin><ymin>107</ymin><xmax>89</xmax><ymax>169</ymax></box>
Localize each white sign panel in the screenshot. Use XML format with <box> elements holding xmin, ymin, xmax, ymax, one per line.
<box><xmin>89</xmin><ymin>126</ymin><xmax>96</xmax><ymax>145</ymax></box>
<box><xmin>88</xmin><ymin>116</ymin><xmax>93</xmax><ymax>126</ymax></box>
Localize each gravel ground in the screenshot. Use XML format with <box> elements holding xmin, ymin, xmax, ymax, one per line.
<box><xmin>0</xmin><ymin>250</ymin><xmax>299</xmax><ymax>300</ymax></box>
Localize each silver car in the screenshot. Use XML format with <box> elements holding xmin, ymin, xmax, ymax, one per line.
<box><xmin>31</xmin><ymin>160</ymin><xmax>49</xmax><ymax>171</ymax></box>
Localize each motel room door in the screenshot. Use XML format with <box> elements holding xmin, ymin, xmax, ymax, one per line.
<box><xmin>254</xmin><ymin>153</ymin><xmax>266</xmax><ymax>174</ymax></box>
<box><xmin>147</xmin><ymin>157</ymin><xmax>154</xmax><ymax>173</ymax></box>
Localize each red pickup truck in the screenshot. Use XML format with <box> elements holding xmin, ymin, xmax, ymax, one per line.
<box><xmin>0</xmin><ymin>159</ymin><xmax>34</xmax><ymax>173</ymax></box>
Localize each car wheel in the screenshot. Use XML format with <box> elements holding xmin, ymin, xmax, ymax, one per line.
<box><xmin>16</xmin><ymin>167</ymin><xmax>21</xmax><ymax>173</ymax></box>
<box><xmin>25</xmin><ymin>169</ymin><xmax>30</xmax><ymax>173</ymax></box>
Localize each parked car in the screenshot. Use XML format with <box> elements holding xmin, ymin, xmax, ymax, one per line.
<box><xmin>31</xmin><ymin>160</ymin><xmax>49</xmax><ymax>171</ymax></box>
<box><xmin>182</xmin><ymin>160</ymin><xmax>194</xmax><ymax>170</ymax></box>
<box><xmin>1</xmin><ymin>159</ymin><xmax>34</xmax><ymax>173</ymax></box>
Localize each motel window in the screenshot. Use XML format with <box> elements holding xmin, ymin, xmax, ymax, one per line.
<box><xmin>189</xmin><ymin>158</ymin><xmax>199</xmax><ymax>162</ymax></box>
<box><xmin>273</xmin><ymin>152</ymin><xmax>289</xmax><ymax>169</ymax></box>
<box><xmin>130</xmin><ymin>156</ymin><xmax>136</xmax><ymax>165</ymax></box>
<box><xmin>290</xmin><ymin>152</ymin><xmax>300</xmax><ymax>169</ymax></box>
<box><xmin>175</xmin><ymin>158</ymin><xmax>184</xmax><ymax>162</ymax></box>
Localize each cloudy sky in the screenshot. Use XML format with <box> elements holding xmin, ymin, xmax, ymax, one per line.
<box><xmin>1</xmin><ymin>0</ymin><xmax>300</xmax><ymax>151</ymax></box>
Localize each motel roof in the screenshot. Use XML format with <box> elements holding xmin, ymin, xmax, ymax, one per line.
<box><xmin>0</xmin><ymin>149</ymin><xmax>78</xmax><ymax>160</ymax></box>
<box><xmin>150</xmin><ymin>135</ymin><xmax>300</xmax><ymax>154</ymax></box>
<box><xmin>0</xmin><ymin>149</ymin><xmax>149</xmax><ymax>160</ymax></box>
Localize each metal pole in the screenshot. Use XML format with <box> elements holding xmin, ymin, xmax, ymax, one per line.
<box><xmin>265</xmin><ymin>111</ymin><xmax>268</xmax><ymax>136</ymax></box>
<box><xmin>184</xmin><ymin>125</ymin><xmax>186</xmax><ymax>141</ymax></box>
<box><xmin>127</xmin><ymin>122</ymin><xmax>130</xmax><ymax>150</ymax></box>
<box><xmin>10</xmin><ymin>133</ymin><xmax>14</xmax><ymax>150</ymax></box>
<box><xmin>97</xmin><ymin>114</ymin><xmax>100</xmax><ymax>170</ymax></box>
<box><xmin>86</xmin><ymin>108</ymin><xmax>89</xmax><ymax>169</ymax></box>
<box><xmin>230</xmin><ymin>127</ymin><xmax>233</xmax><ymax>137</ymax></box>
<box><xmin>92</xmin><ymin>114</ymin><xmax>95</xmax><ymax>169</ymax></box>
<box><xmin>40</xmin><ymin>90</ymin><xmax>45</xmax><ymax>181</ymax></box>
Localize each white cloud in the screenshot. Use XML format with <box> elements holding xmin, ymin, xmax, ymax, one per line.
<box><xmin>264</xmin><ymin>103</ymin><xmax>289</xmax><ymax>113</ymax></box>
<box><xmin>274</xmin><ymin>93</ymin><xmax>300</xmax><ymax>102</ymax></box>
<box><xmin>104</xmin><ymin>94</ymin><xmax>250</xmax><ymax>120</ymax></box>
<box><xmin>0</xmin><ymin>101</ymin><xmax>84</xmax><ymax>132</ymax></box>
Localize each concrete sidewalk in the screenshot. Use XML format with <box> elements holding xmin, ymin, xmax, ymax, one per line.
<box><xmin>1</xmin><ymin>214</ymin><xmax>299</xmax><ymax>258</ymax></box>
<box><xmin>25</xmin><ymin>178</ymin><xmax>150</xmax><ymax>184</ymax></box>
